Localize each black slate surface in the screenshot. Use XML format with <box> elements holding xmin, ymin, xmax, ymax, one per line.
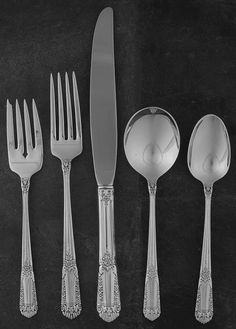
<box><xmin>0</xmin><ymin>0</ymin><xmax>236</xmax><ymax>328</ymax></box>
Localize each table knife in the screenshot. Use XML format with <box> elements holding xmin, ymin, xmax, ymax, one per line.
<box><xmin>90</xmin><ymin>7</ymin><xmax>120</xmax><ymax>322</ymax></box>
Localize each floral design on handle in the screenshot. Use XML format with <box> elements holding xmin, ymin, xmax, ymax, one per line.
<box><xmin>97</xmin><ymin>250</ymin><xmax>120</xmax><ymax>322</ymax></box>
<box><xmin>62</xmin><ymin>160</ymin><xmax>71</xmax><ymax>175</ymax></box>
<box><xmin>143</xmin><ymin>264</ymin><xmax>160</xmax><ymax>321</ymax></box>
<box><xmin>195</xmin><ymin>267</ymin><xmax>213</xmax><ymax>323</ymax></box>
<box><xmin>20</xmin><ymin>258</ymin><xmax>37</xmax><ymax>318</ymax></box>
<box><xmin>21</xmin><ymin>177</ymin><xmax>30</xmax><ymax>193</ymax></box>
<box><xmin>61</xmin><ymin>252</ymin><xmax>81</xmax><ymax>319</ymax></box>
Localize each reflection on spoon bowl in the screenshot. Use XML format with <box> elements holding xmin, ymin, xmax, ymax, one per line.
<box><xmin>124</xmin><ymin>107</ymin><xmax>180</xmax><ymax>184</ymax></box>
<box><xmin>188</xmin><ymin>114</ymin><xmax>230</xmax><ymax>187</ymax></box>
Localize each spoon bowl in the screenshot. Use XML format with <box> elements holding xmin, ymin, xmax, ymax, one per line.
<box><xmin>124</xmin><ymin>107</ymin><xmax>180</xmax><ymax>184</ymax></box>
<box><xmin>188</xmin><ymin>114</ymin><xmax>230</xmax><ymax>187</ymax></box>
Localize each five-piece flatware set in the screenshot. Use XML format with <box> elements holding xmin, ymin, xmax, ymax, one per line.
<box><xmin>6</xmin><ymin>6</ymin><xmax>231</xmax><ymax>324</ymax></box>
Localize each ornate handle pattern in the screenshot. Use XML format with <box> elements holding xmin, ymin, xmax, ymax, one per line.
<box><xmin>61</xmin><ymin>160</ymin><xmax>81</xmax><ymax>319</ymax></box>
<box><xmin>20</xmin><ymin>178</ymin><xmax>37</xmax><ymax>318</ymax></box>
<box><xmin>97</xmin><ymin>187</ymin><xmax>120</xmax><ymax>322</ymax></box>
<box><xmin>143</xmin><ymin>182</ymin><xmax>161</xmax><ymax>321</ymax></box>
<box><xmin>195</xmin><ymin>185</ymin><xmax>213</xmax><ymax>324</ymax></box>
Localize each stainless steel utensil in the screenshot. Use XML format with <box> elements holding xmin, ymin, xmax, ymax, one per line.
<box><xmin>7</xmin><ymin>99</ymin><xmax>43</xmax><ymax>318</ymax></box>
<box><xmin>124</xmin><ymin>106</ymin><xmax>180</xmax><ymax>321</ymax></box>
<box><xmin>50</xmin><ymin>72</ymin><xmax>82</xmax><ymax>319</ymax></box>
<box><xmin>187</xmin><ymin>114</ymin><xmax>231</xmax><ymax>324</ymax></box>
<box><xmin>90</xmin><ymin>7</ymin><xmax>120</xmax><ymax>322</ymax></box>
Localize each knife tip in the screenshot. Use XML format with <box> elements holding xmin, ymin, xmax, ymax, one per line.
<box><xmin>100</xmin><ymin>6</ymin><xmax>113</xmax><ymax>16</ymax></box>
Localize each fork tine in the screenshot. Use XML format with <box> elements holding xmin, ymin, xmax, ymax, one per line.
<box><xmin>65</xmin><ymin>72</ymin><xmax>73</xmax><ymax>139</ymax></box>
<box><xmin>72</xmin><ymin>72</ymin><xmax>82</xmax><ymax>140</ymax></box>
<box><xmin>24</xmin><ymin>100</ymin><xmax>33</xmax><ymax>152</ymax></box>
<box><xmin>50</xmin><ymin>74</ymin><xmax>56</xmax><ymax>141</ymax></box>
<box><xmin>15</xmin><ymin>99</ymin><xmax>24</xmax><ymax>153</ymax></box>
<box><xmin>6</xmin><ymin>100</ymin><xmax>15</xmax><ymax>151</ymax></box>
<box><xmin>57</xmin><ymin>72</ymin><xmax>65</xmax><ymax>139</ymax></box>
<box><xmin>32</xmin><ymin>99</ymin><xmax>42</xmax><ymax>148</ymax></box>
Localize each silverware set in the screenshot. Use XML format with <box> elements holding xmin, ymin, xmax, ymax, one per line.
<box><xmin>6</xmin><ymin>6</ymin><xmax>231</xmax><ymax>325</ymax></box>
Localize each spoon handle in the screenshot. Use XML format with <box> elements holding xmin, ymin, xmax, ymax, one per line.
<box><xmin>195</xmin><ymin>185</ymin><xmax>213</xmax><ymax>324</ymax></box>
<box><xmin>143</xmin><ymin>182</ymin><xmax>161</xmax><ymax>321</ymax></box>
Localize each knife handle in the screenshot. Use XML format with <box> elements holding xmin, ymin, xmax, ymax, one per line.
<box><xmin>97</xmin><ymin>186</ymin><xmax>120</xmax><ymax>322</ymax></box>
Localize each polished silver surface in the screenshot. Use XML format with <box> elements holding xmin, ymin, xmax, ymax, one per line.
<box><xmin>90</xmin><ymin>7</ymin><xmax>120</xmax><ymax>322</ymax></box>
<box><xmin>90</xmin><ymin>6</ymin><xmax>117</xmax><ymax>187</ymax></box>
<box><xmin>124</xmin><ymin>106</ymin><xmax>180</xmax><ymax>321</ymax></box>
<box><xmin>7</xmin><ymin>99</ymin><xmax>43</xmax><ymax>318</ymax></box>
<box><xmin>50</xmin><ymin>72</ymin><xmax>82</xmax><ymax>319</ymax></box>
<box><xmin>188</xmin><ymin>114</ymin><xmax>230</xmax><ymax>324</ymax></box>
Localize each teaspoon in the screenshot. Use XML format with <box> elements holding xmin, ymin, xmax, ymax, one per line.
<box><xmin>124</xmin><ymin>106</ymin><xmax>180</xmax><ymax>320</ymax></box>
<box><xmin>187</xmin><ymin>114</ymin><xmax>231</xmax><ymax>324</ymax></box>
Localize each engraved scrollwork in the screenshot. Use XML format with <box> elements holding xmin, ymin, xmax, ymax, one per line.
<box><xmin>204</xmin><ymin>185</ymin><xmax>213</xmax><ymax>198</ymax></box>
<box><xmin>61</xmin><ymin>160</ymin><xmax>71</xmax><ymax>175</ymax></box>
<box><xmin>21</xmin><ymin>178</ymin><xmax>30</xmax><ymax>193</ymax></box>
<box><xmin>143</xmin><ymin>265</ymin><xmax>160</xmax><ymax>321</ymax></box>
<box><xmin>97</xmin><ymin>250</ymin><xmax>120</xmax><ymax>322</ymax></box>
<box><xmin>148</xmin><ymin>182</ymin><xmax>157</xmax><ymax>195</ymax></box>
<box><xmin>195</xmin><ymin>267</ymin><xmax>213</xmax><ymax>324</ymax></box>
<box><xmin>98</xmin><ymin>188</ymin><xmax>113</xmax><ymax>206</ymax></box>
<box><xmin>63</xmin><ymin>251</ymin><xmax>76</xmax><ymax>270</ymax></box>
<box><xmin>150</xmin><ymin>107</ymin><xmax>157</xmax><ymax>114</ymax></box>
<box><xmin>20</xmin><ymin>258</ymin><xmax>37</xmax><ymax>318</ymax></box>
<box><xmin>101</xmin><ymin>250</ymin><xmax>114</xmax><ymax>271</ymax></box>
<box><xmin>22</xmin><ymin>260</ymin><xmax>33</xmax><ymax>277</ymax></box>
<box><xmin>61</xmin><ymin>252</ymin><xmax>81</xmax><ymax>319</ymax></box>
<box><xmin>200</xmin><ymin>267</ymin><xmax>211</xmax><ymax>283</ymax></box>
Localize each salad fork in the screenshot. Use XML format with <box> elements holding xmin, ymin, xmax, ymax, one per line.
<box><xmin>50</xmin><ymin>72</ymin><xmax>82</xmax><ymax>319</ymax></box>
<box><xmin>6</xmin><ymin>99</ymin><xmax>43</xmax><ymax>318</ymax></box>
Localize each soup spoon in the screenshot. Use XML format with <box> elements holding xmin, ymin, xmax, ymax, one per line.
<box><xmin>124</xmin><ymin>106</ymin><xmax>180</xmax><ymax>320</ymax></box>
<box><xmin>187</xmin><ymin>114</ymin><xmax>231</xmax><ymax>324</ymax></box>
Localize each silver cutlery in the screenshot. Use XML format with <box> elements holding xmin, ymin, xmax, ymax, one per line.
<box><xmin>90</xmin><ymin>7</ymin><xmax>120</xmax><ymax>322</ymax></box>
<box><xmin>124</xmin><ymin>107</ymin><xmax>180</xmax><ymax>321</ymax></box>
<box><xmin>188</xmin><ymin>114</ymin><xmax>231</xmax><ymax>324</ymax></box>
<box><xmin>7</xmin><ymin>99</ymin><xmax>43</xmax><ymax>318</ymax></box>
<box><xmin>50</xmin><ymin>72</ymin><xmax>82</xmax><ymax>319</ymax></box>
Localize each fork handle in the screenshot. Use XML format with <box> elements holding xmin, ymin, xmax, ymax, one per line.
<box><xmin>195</xmin><ymin>185</ymin><xmax>213</xmax><ymax>324</ymax></box>
<box><xmin>97</xmin><ymin>186</ymin><xmax>120</xmax><ymax>322</ymax></box>
<box><xmin>61</xmin><ymin>160</ymin><xmax>81</xmax><ymax>319</ymax></box>
<box><xmin>20</xmin><ymin>178</ymin><xmax>38</xmax><ymax>318</ymax></box>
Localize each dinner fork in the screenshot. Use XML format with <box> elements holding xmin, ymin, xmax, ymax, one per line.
<box><xmin>7</xmin><ymin>99</ymin><xmax>43</xmax><ymax>318</ymax></box>
<box><xmin>50</xmin><ymin>72</ymin><xmax>82</xmax><ymax>319</ymax></box>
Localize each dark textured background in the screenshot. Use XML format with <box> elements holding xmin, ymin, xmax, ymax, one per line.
<box><xmin>0</xmin><ymin>0</ymin><xmax>235</xmax><ymax>328</ymax></box>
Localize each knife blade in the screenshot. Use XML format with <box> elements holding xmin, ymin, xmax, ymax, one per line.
<box><xmin>90</xmin><ymin>7</ymin><xmax>120</xmax><ymax>322</ymax></box>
